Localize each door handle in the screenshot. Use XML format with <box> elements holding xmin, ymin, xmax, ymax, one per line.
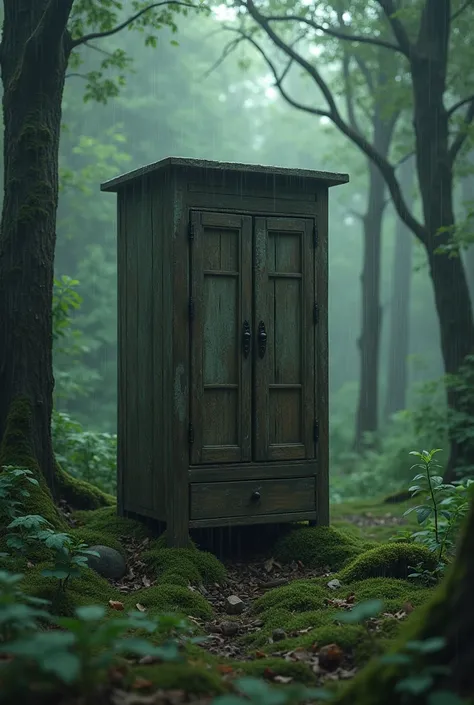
<box><xmin>258</xmin><ymin>321</ymin><xmax>267</xmax><ymax>358</ymax></box>
<box><xmin>242</xmin><ymin>320</ymin><xmax>251</xmax><ymax>358</ymax></box>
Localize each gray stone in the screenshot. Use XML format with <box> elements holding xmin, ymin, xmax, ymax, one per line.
<box><xmin>86</xmin><ymin>545</ymin><xmax>127</xmax><ymax>580</ymax></box>
<box><xmin>226</xmin><ymin>594</ymin><xmax>244</xmax><ymax>615</ymax></box>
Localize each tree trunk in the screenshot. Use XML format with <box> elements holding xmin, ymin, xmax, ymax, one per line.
<box><xmin>0</xmin><ymin>1</ymin><xmax>71</xmax><ymax>493</ymax></box>
<box><xmin>384</xmin><ymin>157</ymin><xmax>414</xmax><ymax>420</ymax></box>
<box><xmin>411</xmin><ymin>53</ymin><xmax>474</xmax><ymax>484</ymax></box>
<box><xmin>353</xmin><ymin>113</ymin><xmax>394</xmax><ymax>452</ymax></box>
<box><xmin>461</xmin><ymin>154</ymin><xmax>474</xmax><ymax>311</ymax></box>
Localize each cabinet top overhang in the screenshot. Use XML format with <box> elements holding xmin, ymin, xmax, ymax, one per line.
<box><xmin>100</xmin><ymin>156</ymin><xmax>349</xmax><ymax>193</ymax></box>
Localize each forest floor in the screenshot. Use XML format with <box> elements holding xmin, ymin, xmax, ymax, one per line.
<box><xmin>9</xmin><ymin>494</ymin><xmax>431</xmax><ymax>705</ymax></box>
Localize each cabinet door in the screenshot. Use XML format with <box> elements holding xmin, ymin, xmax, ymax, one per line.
<box><xmin>190</xmin><ymin>211</ymin><xmax>252</xmax><ymax>464</ymax></box>
<box><xmin>254</xmin><ymin>217</ymin><xmax>315</xmax><ymax>461</ymax></box>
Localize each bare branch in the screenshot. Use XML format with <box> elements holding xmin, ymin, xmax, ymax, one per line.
<box><xmin>375</xmin><ymin>0</ymin><xmax>413</xmax><ymax>56</ymax></box>
<box><xmin>353</xmin><ymin>54</ymin><xmax>375</xmax><ymax>94</ymax></box>
<box><xmin>394</xmin><ymin>150</ymin><xmax>416</xmax><ymax>169</ymax></box>
<box><xmin>201</xmin><ymin>34</ymin><xmax>244</xmax><ymax>80</ymax></box>
<box><xmin>451</xmin><ymin>0</ymin><xmax>474</xmax><ymax>22</ymax></box>
<box><xmin>70</xmin><ymin>1</ymin><xmax>204</xmax><ymax>49</ymax></box>
<box><xmin>240</xmin><ymin>0</ymin><xmax>426</xmax><ymax>244</ymax></box>
<box><xmin>65</xmin><ymin>72</ymin><xmax>88</xmax><ymax>80</ymax></box>
<box><xmin>342</xmin><ymin>52</ymin><xmax>362</xmax><ymax>135</ymax></box>
<box><xmin>447</xmin><ymin>94</ymin><xmax>474</xmax><ymax>118</ymax></box>
<box><xmin>449</xmin><ymin>100</ymin><xmax>474</xmax><ymax>164</ymax></box>
<box><xmin>258</xmin><ymin>13</ymin><xmax>404</xmax><ymax>55</ymax></box>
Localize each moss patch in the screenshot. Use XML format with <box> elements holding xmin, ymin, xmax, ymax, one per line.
<box><xmin>73</xmin><ymin>506</ymin><xmax>150</xmax><ymax>542</ymax></box>
<box><xmin>142</xmin><ymin>547</ymin><xmax>226</xmax><ymax>586</ymax></box>
<box><xmin>252</xmin><ymin>580</ymin><xmax>327</xmax><ymax>615</ymax></box>
<box><xmin>55</xmin><ymin>462</ymin><xmax>115</xmax><ymax>510</ymax></box>
<box><xmin>273</xmin><ymin>526</ymin><xmax>365</xmax><ymax>570</ymax></box>
<box><xmin>0</xmin><ymin>399</ymin><xmax>65</xmax><ymax>529</ymax></box>
<box><xmin>69</xmin><ymin>527</ymin><xmax>126</xmax><ymax>558</ymax></box>
<box><xmin>236</xmin><ymin>657</ymin><xmax>318</xmax><ymax>684</ymax></box>
<box><xmin>339</xmin><ymin>543</ymin><xmax>436</xmax><ymax>582</ymax></box>
<box><xmin>129</xmin><ymin>661</ymin><xmax>226</xmax><ymax>695</ymax></box>
<box><xmin>128</xmin><ymin>583</ymin><xmax>213</xmax><ymax>619</ymax></box>
<box><xmin>20</xmin><ymin>563</ymin><xmax>121</xmax><ymax>615</ymax></box>
<box><xmin>346</xmin><ymin>577</ymin><xmax>432</xmax><ymax>606</ymax></box>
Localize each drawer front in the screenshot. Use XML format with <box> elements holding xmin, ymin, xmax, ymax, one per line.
<box><xmin>189</xmin><ymin>477</ymin><xmax>315</xmax><ymax>521</ymax></box>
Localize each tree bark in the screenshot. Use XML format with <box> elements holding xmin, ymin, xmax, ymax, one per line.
<box><xmin>353</xmin><ymin>112</ymin><xmax>394</xmax><ymax>452</ymax></box>
<box><xmin>384</xmin><ymin>157</ymin><xmax>414</xmax><ymax>420</ymax></box>
<box><xmin>0</xmin><ymin>1</ymin><xmax>72</xmax><ymax>493</ymax></box>
<box><xmin>411</xmin><ymin>49</ymin><xmax>474</xmax><ymax>483</ymax></box>
<box><xmin>461</xmin><ymin>153</ymin><xmax>474</xmax><ymax>311</ymax></box>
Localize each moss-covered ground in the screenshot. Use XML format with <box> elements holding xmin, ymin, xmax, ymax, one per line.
<box><xmin>0</xmin><ymin>488</ymin><xmax>443</xmax><ymax>703</ymax></box>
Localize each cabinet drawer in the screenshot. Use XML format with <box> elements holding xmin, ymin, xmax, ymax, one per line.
<box><xmin>189</xmin><ymin>477</ymin><xmax>315</xmax><ymax>520</ymax></box>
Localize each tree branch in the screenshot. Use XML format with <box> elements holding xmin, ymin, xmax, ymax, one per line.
<box><xmin>255</xmin><ymin>12</ymin><xmax>405</xmax><ymax>55</ymax></box>
<box><xmin>451</xmin><ymin>0</ymin><xmax>474</xmax><ymax>22</ymax></box>
<box><xmin>447</xmin><ymin>94</ymin><xmax>474</xmax><ymax>118</ymax></box>
<box><xmin>70</xmin><ymin>1</ymin><xmax>204</xmax><ymax>49</ymax></box>
<box><xmin>235</xmin><ymin>7</ymin><xmax>427</xmax><ymax>244</ymax></box>
<box><xmin>449</xmin><ymin>99</ymin><xmax>474</xmax><ymax>164</ymax></box>
<box><xmin>375</xmin><ymin>0</ymin><xmax>413</xmax><ymax>56</ymax></box>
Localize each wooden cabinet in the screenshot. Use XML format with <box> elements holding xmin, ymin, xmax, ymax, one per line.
<box><xmin>101</xmin><ymin>157</ymin><xmax>348</xmax><ymax>547</ymax></box>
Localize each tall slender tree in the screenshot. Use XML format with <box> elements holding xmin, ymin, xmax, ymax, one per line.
<box><xmin>384</xmin><ymin>155</ymin><xmax>415</xmax><ymax>420</ymax></box>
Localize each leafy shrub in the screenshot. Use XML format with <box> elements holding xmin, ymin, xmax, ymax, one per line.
<box><xmin>52</xmin><ymin>410</ymin><xmax>117</xmax><ymax>495</ymax></box>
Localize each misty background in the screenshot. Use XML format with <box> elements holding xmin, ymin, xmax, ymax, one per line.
<box><xmin>5</xmin><ymin>10</ymin><xmax>471</xmax><ymax>501</ymax></box>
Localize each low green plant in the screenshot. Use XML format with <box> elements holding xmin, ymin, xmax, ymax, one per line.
<box><xmin>394</xmin><ymin>449</ymin><xmax>474</xmax><ymax>582</ymax></box>
<box><xmin>212</xmin><ymin>677</ymin><xmax>333</xmax><ymax>704</ymax></box>
<box><xmin>380</xmin><ymin>637</ymin><xmax>465</xmax><ymax>705</ymax></box>
<box><xmin>0</xmin><ymin>570</ymin><xmax>198</xmax><ymax>695</ymax></box>
<box><xmin>6</xmin><ymin>515</ymin><xmax>99</xmax><ymax>591</ymax></box>
<box><xmin>0</xmin><ymin>466</ymin><xmax>39</xmax><ymax>520</ymax></box>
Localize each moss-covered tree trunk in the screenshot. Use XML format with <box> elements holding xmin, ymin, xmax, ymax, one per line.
<box><xmin>0</xmin><ymin>1</ymin><xmax>73</xmax><ymax>494</ymax></box>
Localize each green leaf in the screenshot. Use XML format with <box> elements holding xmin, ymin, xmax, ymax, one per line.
<box><xmin>379</xmin><ymin>653</ymin><xmax>412</xmax><ymax>665</ymax></box>
<box><xmin>428</xmin><ymin>692</ymin><xmax>465</xmax><ymax>705</ymax></box>
<box><xmin>41</xmin><ymin>651</ymin><xmax>80</xmax><ymax>684</ymax></box>
<box><xmin>41</xmin><ymin>568</ymin><xmax>71</xmax><ymax>579</ymax></box>
<box><xmin>334</xmin><ymin>599</ymin><xmax>384</xmax><ymax>624</ymax></box>
<box><xmin>406</xmin><ymin>637</ymin><xmax>446</xmax><ymax>654</ymax></box>
<box><xmin>75</xmin><ymin>605</ymin><xmax>106</xmax><ymax>621</ymax></box>
<box><xmin>416</xmin><ymin>506</ymin><xmax>432</xmax><ymax>524</ymax></box>
<box><xmin>395</xmin><ymin>675</ymin><xmax>433</xmax><ymax>695</ymax></box>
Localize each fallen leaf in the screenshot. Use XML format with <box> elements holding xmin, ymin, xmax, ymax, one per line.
<box><xmin>274</xmin><ymin>675</ymin><xmax>293</xmax><ymax>684</ymax></box>
<box><xmin>254</xmin><ymin>650</ymin><xmax>267</xmax><ymax>659</ymax></box>
<box><xmin>264</xmin><ymin>557</ymin><xmax>276</xmax><ymax>572</ymax></box>
<box><xmin>403</xmin><ymin>601</ymin><xmax>414</xmax><ymax>614</ymax></box>
<box><xmin>132</xmin><ymin>678</ymin><xmax>153</xmax><ymax>690</ymax></box>
<box><xmin>109</xmin><ymin>600</ymin><xmax>125</xmax><ymax>611</ymax></box>
<box><xmin>217</xmin><ymin>664</ymin><xmax>234</xmax><ymax>674</ymax></box>
<box><xmin>263</xmin><ymin>667</ymin><xmax>276</xmax><ymax>680</ymax></box>
<box><xmin>135</xmin><ymin>603</ymin><xmax>146</xmax><ymax>612</ymax></box>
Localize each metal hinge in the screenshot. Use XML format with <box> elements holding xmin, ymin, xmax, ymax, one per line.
<box><xmin>313</xmin><ymin>420</ymin><xmax>319</xmax><ymax>445</ymax></box>
<box><xmin>313</xmin><ymin>302</ymin><xmax>319</xmax><ymax>324</ymax></box>
<box><xmin>313</xmin><ymin>223</ymin><xmax>318</xmax><ymax>248</ymax></box>
<box><xmin>188</xmin><ymin>222</ymin><xmax>195</xmax><ymax>241</ymax></box>
<box><xmin>188</xmin><ymin>296</ymin><xmax>195</xmax><ymax>321</ymax></box>
<box><xmin>188</xmin><ymin>422</ymin><xmax>194</xmax><ymax>445</ymax></box>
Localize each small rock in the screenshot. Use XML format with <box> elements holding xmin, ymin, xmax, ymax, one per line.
<box><xmin>221</xmin><ymin>621</ymin><xmax>239</xmax><ymax>636</ymax></box>
<box><xmin>327</xmin><ymin>579</ymin><xmax>341</xmax><ymax>590</ymax></box>
<box><xmin>272</xmin><ymin>628</ymin><xmax>287</xmax><ymax>642</ymax></box>
<box><xmin>226</xmin><ymin>595</ymin><xmax>244</xmax><ymax>615</ymax></box>
<box><xmin>86</xmin><ymin>545</ymin><xmax>127</xmax><ymax>580</ymax></box>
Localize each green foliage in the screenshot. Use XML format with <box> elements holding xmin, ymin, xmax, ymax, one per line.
<box><xmin>142</xmin><ymin>546</ymin><xmax>227</xmax><ymax>586</ymax></box>
<box><xmin>391</xmin><ymin>448</ymin><xmax>474</xmax><ymax>583</ymax></box>
<box><xmin>52</xmin><ymin>411</ymin><xmax>117</xmax><ymax>495</ymax></box>
<box><xmin>339</xmin><ymin>542</ymin><xmax>436</xmax><ymax>582</ymax></box>
<box><xmin>0</xmin><ymin>466</ymin><xmax>39</xmax><ymax>521</ymax></box>
<box><xmin>212</xmin><ymin>677</ymin><xmax>332</xmax><ymax>705</ymax></box>
<box><xmin>0</xmin><ymin>569</ymin><xmax>197</xmax><ymax>696</ymax></box>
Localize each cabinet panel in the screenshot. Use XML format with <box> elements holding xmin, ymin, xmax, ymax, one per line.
<box><xmin>190</xmin><ymin>211</ymin><xmax>252</xmax><ymax>464</ymax></box>
<box><xmin>254</xmin><ymin>217</ymin><xmax>315</xmax><ymax>461</ymax></box>
<box><xmin>190</xmin><ymin>477</ymin><xmax>316</xmax><ymax>520</ymax></box>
